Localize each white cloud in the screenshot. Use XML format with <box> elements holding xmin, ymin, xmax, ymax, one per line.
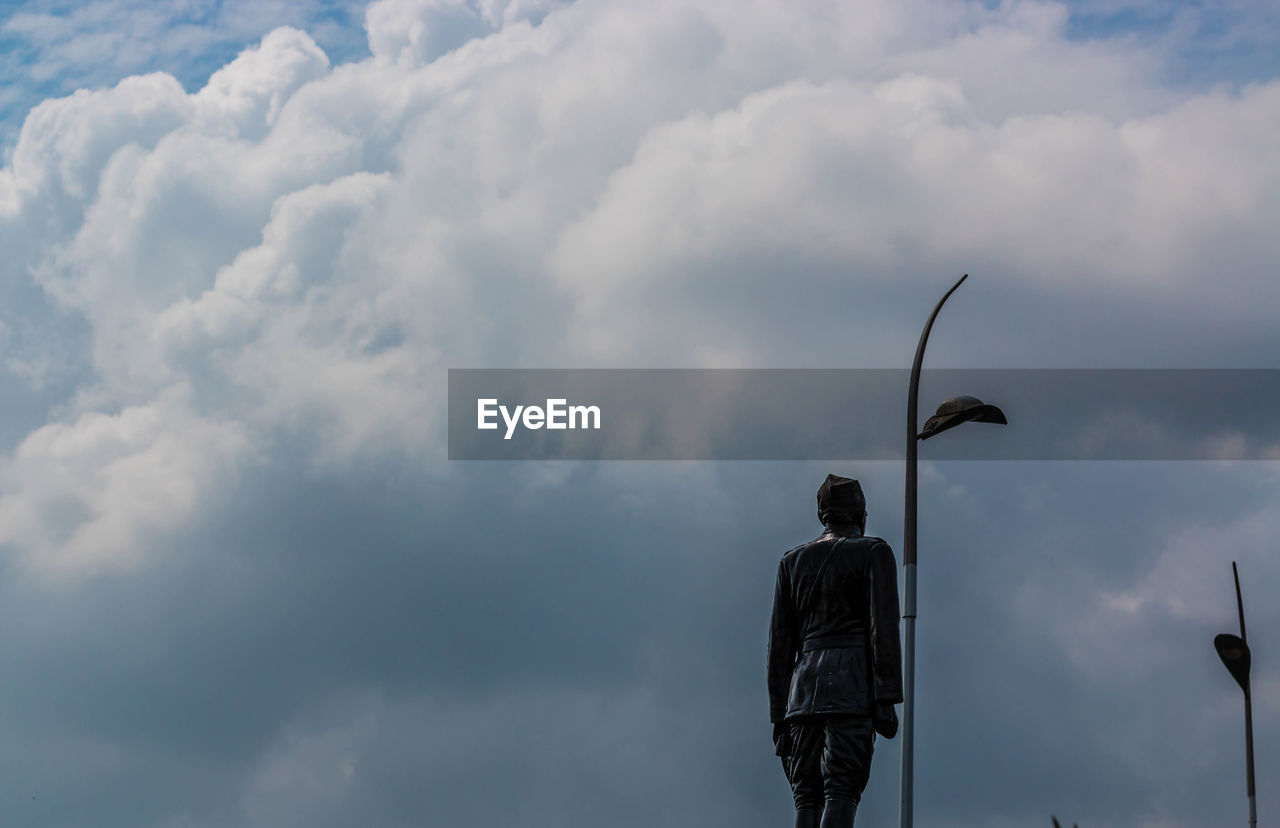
<box><xmin>0</xmin><ymin>381</ymin><xmax>249</xmax><ymax>573</ymax></box>
<box><xmin>0</xmin><ymin>0</ymin><xmax>1279</xmax><ymax>576</ymax></box>
<box><xmin>549</xmin><ymin>73</ymin><xmax>1280</xmax><ymax>360</ymax></box>
<box><xmin>194</xmin><ymin>26</ymin><xmax>331</xmax><ymax>137</ymax></box>
<box><xmin>365</xmin><ymin>0</ymin><xmax>495</xmax><ymax>66</ymax></box>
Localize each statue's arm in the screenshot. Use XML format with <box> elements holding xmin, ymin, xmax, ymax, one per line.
<box><xmin>766</xmin><ymin>558</ymin><xmax>797</xmax><ymax>724</ymax></box>
<box><xmin>868</xmin><ymin>541</ymin><xmax>904</xmax><ymax>704</ymax></box>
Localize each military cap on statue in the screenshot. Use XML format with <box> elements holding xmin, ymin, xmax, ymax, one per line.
<box><xmin>816</xmin><ymin>474</ymin><xmax>865</xmax><ymax>513</ymax></box>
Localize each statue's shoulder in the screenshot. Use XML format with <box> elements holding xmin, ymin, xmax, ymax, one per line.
<box><xmin>779</xmin><ymin>541</ymin><xmax>810</xmax><ymax>564</ymax></box>
<box><xmin>843</xmin><ymin>535</ymin><xmax>894</xmax><ymax>556</ymax></box>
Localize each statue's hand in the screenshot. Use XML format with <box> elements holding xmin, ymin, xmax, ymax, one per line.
<box><xmin>772</xmin><ymin>722</ymin><xmax>792</xmax><ymax>756</ymax></box>
<box><xmin>873</xmin><ymin>701</ymin><xmax>899</xmax><ymax>739</ymax></box>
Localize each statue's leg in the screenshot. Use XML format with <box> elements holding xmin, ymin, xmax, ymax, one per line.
<box><xmin>794</xmin><ymin>809</ymin><xmax>820</xmax><ymax>828</ymax></box>
<box><xmin>818</xmin><ymin>716</ymin><xmax>875</xmax><ymax>827</ymax></box>
<box><xmin>817</xmin><ymin>798</ymin><xmax>856</xmax><ymax>828</ymax></box>
<box><xmin>784</xmin><ymin>718</ymin><xmax>823</xmax><ymax>825</ymax></box>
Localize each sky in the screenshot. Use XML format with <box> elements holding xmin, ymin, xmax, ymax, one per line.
<box><xmin>0</xmin><ymin>1</ymin><xmax>1277</xmax><ymax>826</ymax></box>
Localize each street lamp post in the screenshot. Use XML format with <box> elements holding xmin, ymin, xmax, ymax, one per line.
<box><xmin>1214</xmin><ymin>561</ymin><xmax>1256</xmax><ymax>828</ymax></box>
<box><xmin>900</xmin><ymin>274</ymin><xmax>1007</xmax><ymax>828</ymax></box>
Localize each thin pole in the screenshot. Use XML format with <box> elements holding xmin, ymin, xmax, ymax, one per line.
<box><xmin>1233</xmin><ymin>562</ymin><xmax>1256</xmax><ymax>828</ymax></box>
<box><xmin>901</xmin><ymin>274</ymin><xmax>968</xmax><ymax>828</ymax></box>
<box><xmin>1246</xmin><ymin>692</ymin><xmax>1256</xmax><ymax>828</ymax></box>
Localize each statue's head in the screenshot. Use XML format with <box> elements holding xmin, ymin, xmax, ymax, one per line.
<box><xmin>817</xmin><ymin>473</ymin><xmax>866</xmax><ymax>532</ymax></box>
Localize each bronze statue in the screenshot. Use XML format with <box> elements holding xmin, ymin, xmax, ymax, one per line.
<box><xmin>768</xmin><ymin>474</ymin><xmax>904</xmax><ymax>828</ymax></box>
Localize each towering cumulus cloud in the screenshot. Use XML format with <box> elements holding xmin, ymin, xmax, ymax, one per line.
<box><xmin>0</xmin><ymin>1</ymin><xmax>1276</xmax><ymax>826</ymax></box>
<box><xmin>2</xmin><ymin>0</ymin><xmax>1278</xmax><ymax>572</ymax></box>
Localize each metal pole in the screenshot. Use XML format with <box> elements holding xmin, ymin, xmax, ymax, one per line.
<box><xmin>901</xmin><ymin>274</ymin><xmax>968</xmax><ymax>828</ymax></box>
<box><xmin>1246</xmin><ymin>691</ymin><xmax>1256</xmax><ymax>828</ymax></box>
<box><xmin>1233</xmin><ymin>562</ymin><xmax>1256</xmax><ymax>828</ymax></box>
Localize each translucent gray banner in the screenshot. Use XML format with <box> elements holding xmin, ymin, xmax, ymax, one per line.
<box><xmin>447</xmin><ymin>369</ymin><xmax>1280</xmax><ymax>460</ymax></box>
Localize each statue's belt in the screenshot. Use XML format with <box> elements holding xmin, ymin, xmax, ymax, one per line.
<box><xmin>801</xmin><ymin>633</ymin><xmax>868</xmax><ymax>651</ymax></box>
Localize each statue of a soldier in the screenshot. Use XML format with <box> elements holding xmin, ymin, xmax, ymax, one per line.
<box><xmin>768</xmin><ymin>474</ymin><xmax>904</xmax><ymax>828</ymax></box>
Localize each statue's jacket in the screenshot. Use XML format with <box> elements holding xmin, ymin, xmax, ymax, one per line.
<box><xmin>768</xmin><ymin>531</ymin><xmax>904</xmax><ymax>723</ymax></box>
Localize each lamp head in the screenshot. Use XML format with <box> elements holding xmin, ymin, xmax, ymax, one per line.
<box><xmin>919</xmin><ymin>395</ymin><xmax>1007</xmax><ymax>440</ymax></box>
<box><xmin>1214</xmin><ymin>632</ymin><xmax>1251</xmax><ymax>693</ymax></box>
